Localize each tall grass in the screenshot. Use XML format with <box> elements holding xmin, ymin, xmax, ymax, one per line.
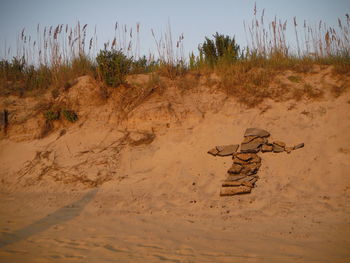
<box><xmin>13</xmin><ymin>22</ymin><xmax>97</xmax><ymax>67</ymax></box>
<box><xmin>244</xmin><ymin>4</ymin><xmax>350</xmax><ymax>59</ymax></box>
<box><xmin>151</xmin><ymin>21</ymin><xmax>186</xmax><ymax>78</ymax></box>
<box><xmin>0</xmin><ymin>5</ymin><xmax>349</xmax><ymax>97</ymax></box>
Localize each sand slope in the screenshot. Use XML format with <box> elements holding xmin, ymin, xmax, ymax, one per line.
<box><xmin>0</xmin><ymin>70</ymin><xmax>350</xmax><ymax>262</ymax></box>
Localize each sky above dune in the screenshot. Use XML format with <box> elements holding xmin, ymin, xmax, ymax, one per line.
<box><xmin>0</xmin><ymin>0</ymin><xmax>349</xmax><ymax>60</ymax></box>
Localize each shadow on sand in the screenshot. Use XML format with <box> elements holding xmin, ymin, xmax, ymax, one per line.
<box><xmin>0</xmin><ymin>188</ymin><xmax>98</xmax><ymax>248</ymax></box>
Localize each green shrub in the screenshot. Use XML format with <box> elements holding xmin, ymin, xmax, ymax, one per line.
<box><xmin>198</xmin><ymin>32</ymin><xmax>241</xmax><ymax>66</ymax></box>
<box><xmin>62</xmin><ymin>109</ymin><xmax>78</xmax><ymax>122</ymax></box>
<box><xmin>44</xmin><ymin>110</ymin><xmax>60</xmax><ymax>121</ymax></box>
<box><xmin>96</xmin><ymin>49</ymin><xmax>132</xmax><ymax>87</ymax></box>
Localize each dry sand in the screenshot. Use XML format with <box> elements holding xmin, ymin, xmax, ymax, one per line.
<box><xmin>0</xmin><ymin>71</ymin><xmax>350</xmax><ymax>262</ymax></box>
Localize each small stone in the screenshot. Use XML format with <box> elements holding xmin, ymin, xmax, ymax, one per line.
<box><xmin>220</xmin><ymin>186</ymin><xmax>252</xmax><ymax>196</ymax></box>
<box><xmin>293</xmin><ymin>143</ymin><xmax>304</xmax><ymax>150</ymax></box>
<box><xmin>207</xmin><ymin>148</ymin><xmax>219</xmax><ymax>156</ymax></box>
<box><xmin>216</xmin><ymin>144</ymin><xmax>239</xmax><ymax>156</ymax></box>
<box><xmin>228</xmin><ymin>163</ymin><xmax>243</xmax><ymax>174</ymax></box>
<box><xmin>261</xmin><ymin>144</ymin><xmax>273</xmax><ymax>152</ymax></box>
<box><xmin>273</xmin><ymin>141</ymin><xmax>286</xmax><ymax>148</ymax></box>
<box><xmin>285</xmin><ymin>147</ymin><xmax>293</xmax><ymax>154</ymax></box>
<box><xmin>244</xmin><ymin>128</ymin><xmax>270</xmax><ymax>138</ymax></box>
<box><xmin>273</xmin><ymin>144</ymin><xmax>284</xmax><ymax>153</ymax></box>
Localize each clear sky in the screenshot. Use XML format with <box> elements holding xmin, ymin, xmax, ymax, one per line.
<box><xmin>0</xmin><ymin>0</ymin><xmax>349</xmax><ymax>60</ymax></box>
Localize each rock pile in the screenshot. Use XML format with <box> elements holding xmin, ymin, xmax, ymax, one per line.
<box><xmin>208</xmin><ymin>128</ymin><xmax>304</xmax><ymax>196</ymax></box>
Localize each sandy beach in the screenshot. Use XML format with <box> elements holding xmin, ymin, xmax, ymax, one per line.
<box><xmin>0</xmin><ymin>69</ymin><xmax>350</xmax><ymax>262</ymax></box>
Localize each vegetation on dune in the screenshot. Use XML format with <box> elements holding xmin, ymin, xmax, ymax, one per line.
<box><xmin>0</xmin><ymin>6</ymin><xmax>349</xmax><ymax>107</ymax></box>
<box><xmin>44</xmin><ymin>109</ymin><xmax>60</xmax><ymax>121</ymax></box>
<box><xmin>96</xmin><ymin>50</ymin><xmax>132</xmax><ymax>87</ymax></box>
<box><xmin>199</xmin><ymin>32</ymin><xmax>242</xmax><ymax>66</ymax></box>
<box><xmin>62</xmin><ymin>109</ymin><xmax>78</xmax><ymax>123</ymax></box>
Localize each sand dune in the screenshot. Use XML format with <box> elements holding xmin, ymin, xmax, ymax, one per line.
<box><xmin>0</xmin><ymin>70</ymin><xmax>350</xmax><ymax>262</ymax></box>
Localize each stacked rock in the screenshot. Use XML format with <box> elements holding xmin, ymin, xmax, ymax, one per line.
<box><xmin>220</xmin><ymin>128</ymin><xmax>268</xmax><ymax>196</ymax></box>
<box><xmin>208</xmin><ymin>128</ymin><xmax>304</xmax><ymax>196</ymax></box>
<box><xmin>220</xmin><ymin>152</ymin><xmax>262</xmax><ymax>195</ymax></box>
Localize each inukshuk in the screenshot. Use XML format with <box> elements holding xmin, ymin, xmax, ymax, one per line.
<box><xmin>207</xmin><ymin>128</ymin><xmax>304</xmax><ymax>196</ymax></box>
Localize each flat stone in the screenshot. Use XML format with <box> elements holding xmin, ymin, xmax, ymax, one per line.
<box><xmin>225</xmin><ymin>174</ymin><xmax>247</xmax><ymax>182</ymax></box>
<box><xmin>240</xmin><ymin>175</ymin><xmax>258</xmax><ymax>182</ymax></box>
<box><xmin>207</xmin><ymin>148</ymin><xmax>219</xmax><ymax>156</ymax></box>
<box><xmin>261</xmin><ymin>144</ymin><xmax>273</xmax><ymax>152</ymax></box>
<box><xmin>225</xmin><ymin>175</ymin><xmax>258</xmax><ymax>188</ymax></box>
<box><xmin>222</xmin><ymin>181</ymin><xmax>244</xmax><ymax>187</ymax></box>
<box><xmin>236</xmin><ymin>153</ymin><xmax>261</xmax><ymax>162</ymax></box>
<box><xmin>217</xmin><ymin>144</ymin><xmax>239</xmax><ymax>156</ymax></box>
<box><xmin>243</xmin><ymin>175</ymin><xmax>259</xmax><ymax>187</ymax></box>
<box><xmin>245</xmin><ymin>137</ymin><xmax>267</xmax><ymax>145</ymax></box>
<box><xmin>220</xmin><ymin>186</ymin><xmax>252</xmax><ymax>196</ymax></box>
<box><xmin>241</xmin><ymin>138</ymin><xmax>266</xmax><ymax>153</ymax></box>
<box><xmin>244</xmin><ymin>128</ymin><xmax>270</xmax><ymax>138</ymax></box>
<box><xmin>273</xmin><ymin>141</ymin><xmax>286</xmax><ymax>148</ymax></box>
<box><xmin>240</xmin><ymin>142</ymin><xmax>261</xmax><ymax>153</ymax></box>
<box><xmin>241</xmin><ymin>163</ymin><xmax>261</xmax><ymax>175</ymax></box>
<box><xmin>273</xmin><ymin>144</ymin><xmax>284</xmax><ymax>153</ymax></box>
<box><xmin>293</xmin><ymin>143</ymin><xmax>304</xmax><ymax>150</ymax></box>
<box><xmin>216</xmin><ymin>145</ymin><xmax>225</xmax><ymax>151</ymax></box>
<box><xmin>285</xmin><ymin>146</ymin><xmax>293</xmax><ymax>154</ymax></box>
<box><xmin>233</xmin><ymin>153</ymin><xmax>261</xmax><ymax>165</ymax></box>
<box><xmin>227</xmin><ymin>163</ymin><xmax>243</xmax><ymax>174</ymax></box>
<box><xmin>233</xmin><ymin>157</ymin><xmax>249</xmax><ymax>165</ymax></box>
<box><xmin>247</xmin><ymin>153</ymin><xmax>261</xmax><ymax>164</ymax></box>
<box><xmin>242</xmin><ymin>181</ymin><xmax>255</xmax><ymax>188</ymax></box>
<box><xmin>242</xmin><ymin>136</ymin><xmax>259</xmax><ymax>144</ymax></box>
<box><xmin>235</xmin><ymin>153</ymin><xmax>253</xmax><ymax>161</ymax></box>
